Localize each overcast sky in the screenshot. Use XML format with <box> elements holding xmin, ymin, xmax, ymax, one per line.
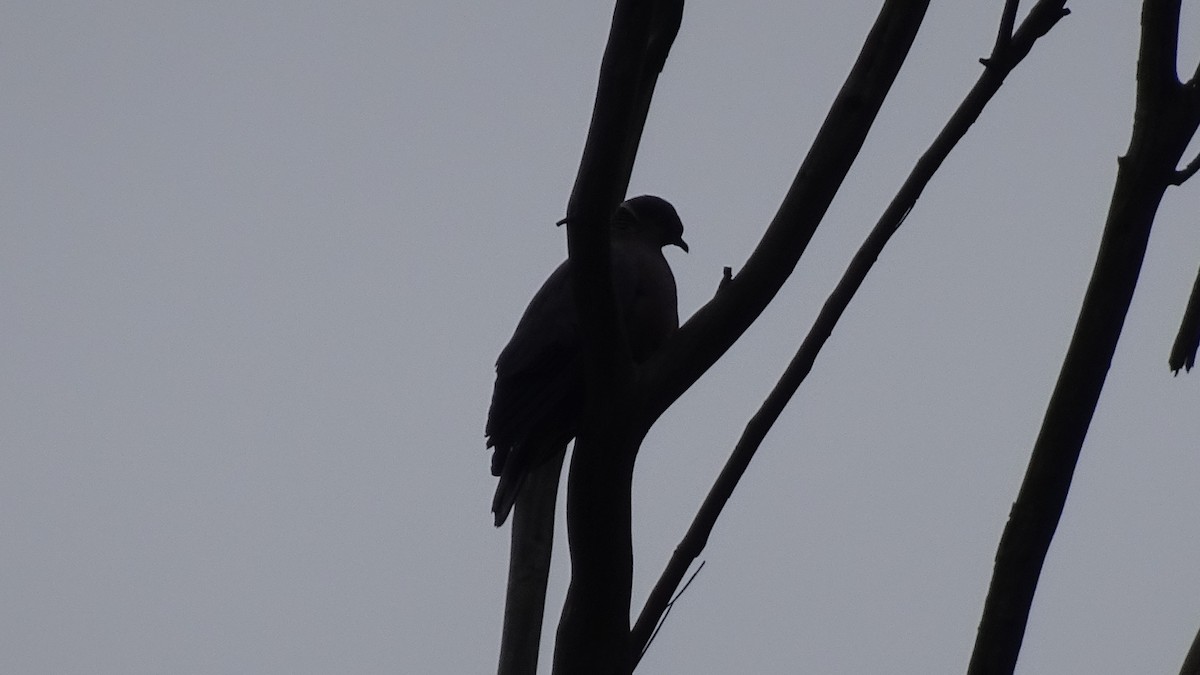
<box><xmin>3</xmin><ymin>2</ymin><xmax>1200</xmax><ymax>674</ymax></box>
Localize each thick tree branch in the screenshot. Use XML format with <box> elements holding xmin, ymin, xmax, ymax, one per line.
<box><xmin>642</xmin><ymin>0</ymin><xmax>931</xmax><ymax>422</ymax></box>
<box><xmin>967</xmin><ymin>1</ymin><xmax>1200</xmax><ymax>673</ymax></box>
<box><xmin>564</xmin><ymin>2</ymin><xmax>666</xmax><ymax>373</ymax></box>
<box><xmin>1140</xmin><ymin>0</ymin><xmax>1181</xmax><ymax>91</ymax></box>
<box><xmin>631</xmin><ymin>1</ymin><xmax>1069</xmax><ymax>661</ymax></box>
<box><xmin>550</xmin><ymin>2</ymin><xmax>684</xmax><ymax>674</ymax></box>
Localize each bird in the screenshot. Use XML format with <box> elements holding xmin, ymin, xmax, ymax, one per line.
<box><xmin>486</xmin><ymin>195</ymin><xmax>687</xmax><ymax>526</ymax></box>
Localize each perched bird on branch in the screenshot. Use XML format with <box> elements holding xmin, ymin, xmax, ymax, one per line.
<box><xmin>486</xmin><ymin>195</ymin><xmax>688</xmax><ymax>526</ymax></box>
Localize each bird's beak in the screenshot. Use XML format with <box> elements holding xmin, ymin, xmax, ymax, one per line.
<box><xmin>674</xmin><ymin>236</ymin><xmax>689</xmax><ymax>253</ymax></box>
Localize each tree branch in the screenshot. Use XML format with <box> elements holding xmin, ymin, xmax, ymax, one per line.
<box><xmin>1172</xmin><ymin>151</ymin><xmax>1200</xmax><ymax>185</ymax></box>
<box><xmin>1140</xmin><ymin>0</ymin><xmax>1182</xmax><ymax>92</ymax></box>
<box><xmin>967</xmin><ymin>1</ymin><xmax>1200</xmax><ymax>673</ymax></box>
<box><xmin>550</xmin><ymin>2</ymin><xmax>684</xmax><ymax>673</ymax></box>
<box><xmin>993</xmin><ymin>0</ymin><xmax>1019</xmax><ymax>53</ymax></box>
<box><xmin>643</xmin><ymin>0</ymin><xmax>931</xmax><ymax>422</ymax></box>
<box><xmin>1168</xmin><ymin>262</ymin><xmax>1200</xmax><ymax>373</ymax></box>
<box><xmin>631</xmin><ymin>0</ymin><xmax>1069</xmax><ymax>661</ymax></box>
<box><xmin>982</xmin><ymin>0</ymin><xmax>1070</xmax><ymax>71</ymax></box>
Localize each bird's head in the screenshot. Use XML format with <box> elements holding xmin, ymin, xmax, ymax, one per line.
<box><xmin>613</xmin><ymin>195</ymin><xmax>688</xmax><ymax>253</ymax></box>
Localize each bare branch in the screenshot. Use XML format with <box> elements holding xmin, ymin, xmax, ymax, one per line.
<box><xmin>1139</xmin><ymin>0</ymin><xmax>1183</xmax><ymax>94</ymax></box>
<box><xmin>550</xmin><ymin>2</ymin><xmax>685</xmax><ymax>673</ymax></box>
<box><xmin>643</xmin><ymin>0</ymin><xmax>931</xmax><ymax>421</ymax></box>
<box><xmin>990</xmin><ymin>0</ymin><xmax>1019</xmax><ymax>57</ymax></box>
<box><xmin>564</xmin><ymin>0</ymin><xmax>669</xmax><ymax>376</ymax></box>
<box><xmin>1168</xmin><ymin>263</ymin><xmax>1200</xmax><ymax>373</ymax></box>
<box><xmin>638</xmin><ymin>561</ymin><xmax>704</xmax><ymax>662</ymax></box>
<box><xmin>1173</xmin><ymin>152</ymin><xmax>1200</xmax><ymax>185</ymax></box>
<box><xmin>967</xmin><ymin>2</ymin><xmax>1200</xmax><ymax>673</ymax></box>
<box><xmin>983</xmin><ymin>1</ymin><xmax>1070</xmax><ymax>70</ymax></box>
<box><xmin>631</xmin><ymin>2</ymin><xmax>1068</xmax><ymax>662</ymax></box>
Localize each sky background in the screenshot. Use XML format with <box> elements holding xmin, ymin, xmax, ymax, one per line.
<box><xmin>3</xmin><ymin>2</ymin><xmax>1200</xmax><ymax>673</ymax></box>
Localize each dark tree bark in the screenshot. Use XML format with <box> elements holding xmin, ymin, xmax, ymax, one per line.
<box><xmin>498</xmin><ymin>4</ymin><xmax>683</xmax><ymax>670</ymax></box>
<box><xmin>967</xmin><ymin>2</ymin><xmax>1200</xmax><ymax>673</ymax></box>
<box><xmin>552</xmin><ymin>2</ymin><xmax>930</xmax><ymax>673</ymax></box>
<box><xmin>549</xmin><ymin>2</ymin><xmax>682</xmax><ymax>673</ymax></box>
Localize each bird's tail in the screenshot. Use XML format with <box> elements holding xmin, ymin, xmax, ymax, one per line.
<box><xmin>492</xmin><ymin>470</ymin><xmax>524</xmax><ymax>527</ymax></box>
<box><xmin>492</xmin><ymin>440</ymin><xmax>570</xmax><ymax>527</ymax></box>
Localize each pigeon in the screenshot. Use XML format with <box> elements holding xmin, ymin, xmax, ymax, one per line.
<box><xmin>486</xmin><ymin>195</ymin><xmax>687</xmax><ymax>526</ymax></box>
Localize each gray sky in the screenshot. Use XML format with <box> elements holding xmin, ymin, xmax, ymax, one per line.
<box><xmin>3</xmin><ymin>2</ymin><xmax>1199</xmax><ymax>673</ymax></box>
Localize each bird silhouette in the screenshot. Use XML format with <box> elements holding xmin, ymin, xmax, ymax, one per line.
<box><xmin>486</xmin><ymin>195</ymin><xmax>687</xmax><ymax>526</ymax></box>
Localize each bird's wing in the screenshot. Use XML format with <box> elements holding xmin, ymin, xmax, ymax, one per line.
<box><xmin>485</xmin><ymin>261</ymin><xmax>581</xmax><ymax>452</ymax></box>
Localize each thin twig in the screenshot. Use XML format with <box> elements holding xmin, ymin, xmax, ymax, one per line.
<box><xmin>1172</xmin><ymin>152</ymin><xmax>1200</xmax><ymax>185</ymax></box>
<box><xmin>639</xmin><ymin>561</ymin><xmax>705</xmax><ymax>661</ymax></box>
